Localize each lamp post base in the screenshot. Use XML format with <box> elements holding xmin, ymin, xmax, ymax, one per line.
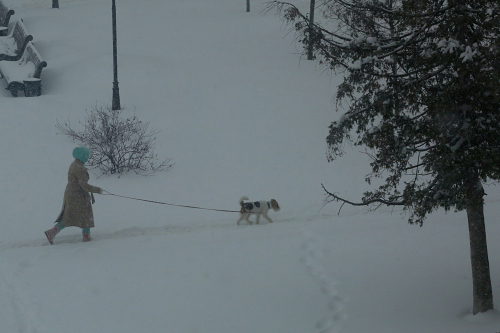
<box><xmin>112</xmin><ymin>81</ymin><xmax>121</xmax><ymax>110</ymax></box>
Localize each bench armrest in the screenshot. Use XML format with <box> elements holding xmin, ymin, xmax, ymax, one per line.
<box><xmin>34</xmin><ymin>61</ymin><xmax>47</xmax><ymax>79</ymax></box>
<box><xmin>0</xmin><ymin>35</ymin><xmax>33</xmax><ymax>61</ymax></box>
<box><xmin>3</xmin><ymin>9</ymin><xmax>15</xmax><ymax>26</ymax></box>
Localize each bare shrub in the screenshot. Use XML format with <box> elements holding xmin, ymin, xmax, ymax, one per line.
<box><xmin>56</xmin><ymin>105</ymin><xmax>173</xmax><ymax>176</ymax></box>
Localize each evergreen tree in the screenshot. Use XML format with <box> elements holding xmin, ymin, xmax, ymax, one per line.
<box><xmin>266</xmin><ymin>0</ymin><xmax>500</xmax><ymax>314</ymax></box>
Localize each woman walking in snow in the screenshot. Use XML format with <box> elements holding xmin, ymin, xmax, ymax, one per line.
<box><xmin>44</xmin><ymin>147</ymin><xmax>104</xmax><ymax>244</ymax></box>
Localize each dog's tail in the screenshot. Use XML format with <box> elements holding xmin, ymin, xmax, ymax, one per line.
<box><xmin>239</xmin><ymin>196</ymin><xmax>249</xmax><ymax>207</ymax></box>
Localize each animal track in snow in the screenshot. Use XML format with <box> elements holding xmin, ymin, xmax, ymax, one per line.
<box><xmin>301</xmin><ymin>230</ymin><xmax>346</xmax><ymax>333</ymax></box>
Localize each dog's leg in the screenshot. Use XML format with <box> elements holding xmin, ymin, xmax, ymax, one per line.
<box><xmin>245</xmin><ymin>214</ymin><xmax>253</xmax><ymax>225</ymax></box>
<box><xmin>262</xmin><ymin>213</ymin><xmax>273</xmax><ymax>223</ymax></box>
<box><xmin>256</xmin><ymin>214</ymin><xmax>261</xmax><ymax>224</ymax></box>
<box><xmin>237</xmin><ymin>214</ymin><xmax>244</xmax><ymax>225</ymax></box>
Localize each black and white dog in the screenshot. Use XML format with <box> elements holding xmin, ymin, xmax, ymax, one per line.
<box><xmin>237</xmin><ymin>196</ymin><xmax>281</xmax><ymax>225</ymax></box>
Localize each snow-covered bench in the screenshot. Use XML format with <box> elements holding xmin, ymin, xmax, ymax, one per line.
<box><xmin>0</xmin><ymin>1</ymin><xmax>14</xmax><ymax>37</ymax></box>
<box><xmin>0</xmin><ymin>20</ymin><xmax>33</xmax><ymax>61</ymax></box>
<box><xmin>0</xmin><ymin>41</ymin><xmax>47</xmax><ymax>97</ymax></box>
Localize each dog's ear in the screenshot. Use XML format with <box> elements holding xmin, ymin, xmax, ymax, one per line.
<box><xmin>271</xmin><ymin>199</ymin><xmax>280</xmax><ymax>211</ymax></box>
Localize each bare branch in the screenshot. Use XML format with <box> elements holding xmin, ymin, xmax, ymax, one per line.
<box><xmin>321</xmin><ymin>183</ymin><xmax>406</xmax><ymax>210</ymax></box>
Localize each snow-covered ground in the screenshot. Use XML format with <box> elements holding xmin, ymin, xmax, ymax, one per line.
<box><xmin>0</xmin><ymin>0</ymin><xmax>499</xmax><ymax>332</ymax></box>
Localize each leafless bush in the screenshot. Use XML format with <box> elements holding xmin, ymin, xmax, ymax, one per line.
<box><xmin>56</xmin><ymin>105</ymin><xmax>173</xmax><ymax>176</ymax></box>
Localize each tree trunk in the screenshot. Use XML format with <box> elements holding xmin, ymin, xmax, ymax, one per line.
<box><xmin>246</xmin><ymin>0</ymin><xmax>250</xmax><ymax>12</ymax></box>
<box><xmin>307</xmin><ymin>0</ymin><xmax>316</xmax><ymax>60</ymax></box>
<box><xmin>52</xmin><ymin>0</ymin><xmax>59</xmax><ymax>8</ymax></box>
<box><xmin>466</xmin><ymin>178</ymin><xmax>494</xmax><ymax>314</ymax></box>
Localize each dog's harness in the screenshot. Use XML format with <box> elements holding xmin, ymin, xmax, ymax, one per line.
<box><xmin>240</xmin><ymin>200</ymin><xmax>270</xmax><ymax>213</ymax></box>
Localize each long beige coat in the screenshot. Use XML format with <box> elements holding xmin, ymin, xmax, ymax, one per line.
<box><xmin>55</xmin><ymin>159</ymin><xmax>101</xmax><ymax>228</ymax></box>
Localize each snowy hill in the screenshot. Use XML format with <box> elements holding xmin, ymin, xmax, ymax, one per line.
<box><xmin>0</xmin><ymin>0</ymin><xmax>499</xmax><ymax>332</ymax></box>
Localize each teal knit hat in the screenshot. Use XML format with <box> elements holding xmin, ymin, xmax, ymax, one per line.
<box><xmin>73</xmin><ymin>147</ymin><xmax>90</xmax><ymax>164</ymax></box>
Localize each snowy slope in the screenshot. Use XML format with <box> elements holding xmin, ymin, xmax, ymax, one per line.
<box><xmin>0</xmin><ymin>0</ymin><xmax>499</xmax><ymax>332</ymax></box>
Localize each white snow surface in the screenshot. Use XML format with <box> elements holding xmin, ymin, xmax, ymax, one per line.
<box><xmin>0</xmin><ymin>0</ymin><xmax>499</xmax><ymax>332</ymax></box>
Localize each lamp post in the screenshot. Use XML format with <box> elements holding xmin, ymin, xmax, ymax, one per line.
<box><xmin>111</xmin><ymin>0</ymin><xmax>121</xmax><ymax>110</ymax></box>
